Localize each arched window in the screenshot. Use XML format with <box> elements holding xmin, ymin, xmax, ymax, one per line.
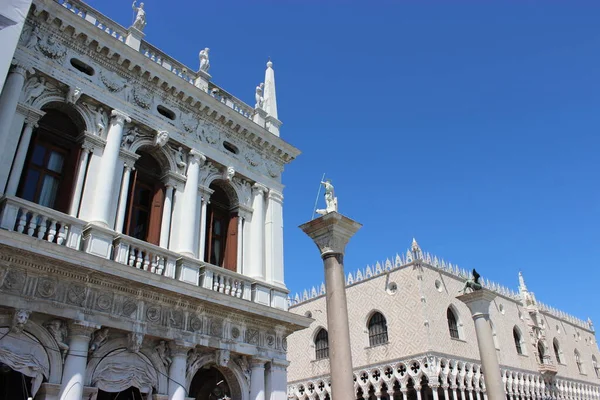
<box><xmin>205</xmin><ymin>182</ymin><xmax>238</xmax><ymax>271</ymax></box>
<box><xmin>553</xmin><ymin>338</ymin><xmax>562</xmax><ymax>364</ymax></box>
<box><xmin>315</xmin><ymin>328</ymin><xmax>329</xmax><ymax>360</ymax></box>
<box><xmin>18</xmin><ymin>109</ymin><xmax>81</xmax><ymax>213</ymax></box>
<box><xmin>537</xmin><ymin>340</ymin><xmax>546</xmax><ymax>364</ymax></box>
<box><xmin>368</xmin><ymin>312</ymin><xmax>388</xmax><ymax>347</ymax></box>
<box><xmin>513</xmin><ymin>327</ymin><xmax>524</xmax><ymax>355</ymax></box>
<box><xmin>447</xmin><ymin>307</ymin><xmax>460</xmax><ymax>339</ymax></box>
<box><xmin>593</xmin><ymin>356</ymin><xmax>599</xmax><ymax>379</ymax></box>
<box><xmin>575</xmin><ymin>350</ymin><xmax>583</xmax><ymax>374</ymax></box>
<box><xmin>124</xmin><ymin>152</ymin><xmax>165</xmax><ymax>245</ymax></box>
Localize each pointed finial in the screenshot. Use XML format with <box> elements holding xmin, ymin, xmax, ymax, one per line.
<box><xmin>411</xmin><ymin>237</ymin><xmax>420</xmax><ymax>252</ymax></box>
<box><xmin>518</xmin><ymin>271</ymin><xmax>528</xmax><ymax>291</ymax></box>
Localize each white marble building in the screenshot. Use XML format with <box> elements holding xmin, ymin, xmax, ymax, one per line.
<box><xmin>287</xmin><ymin>240</ymin><xmax>600</xmax><ymax>400</ymax></box>
<box><xmin>0</xmin><ymin>0</ymin><xmax>310</xmax><ymax>399</ymax></box>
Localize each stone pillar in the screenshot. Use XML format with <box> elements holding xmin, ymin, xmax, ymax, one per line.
<box><xmin>59</xmin><ymin>321</ymin><xmax>99</xmax><ymax>400</ymax></box>
<box><xmin>265</xmin><ymin>190</ymin><xmax>284</xmax><ymax>286</ymax></box>
<box><xmin>176</xmin><ymin>150</ymin><xmax>204</xmax><ymax>257</ymax></box>
<box><xmin>114</xmin><ymin>163</ymin><xmax>133</xmax><ymax>233</ymax></box>
<box><xmin>249</xmin><ymin>358</ymin><xmax>267</xmax><ymax>400</ymax></box>
<box><xmin>267</xmin><ymin>359</ymin><xmax>289</xmax><ymax>400</ymax></box>
<box><xmin>299</xmin><ymin>212</ymin><xmax>362</xmax><ymax>400</ymax></box>
<box><xmin>197</xmin><ymin>188</ymin><xmax>211</xmax><ymax>261</ymax></box>
<box><xmin>248</xmin><ymin>184</ymin><xmax>267</xmax><ymax>279</ymax></box>
<box><xmin>89</xmin><ymin>110</ymin><xmax>131</xmax><ymax>227</ymax></box>
<box><xmin>457</xmin><ymin>290</ymin><xmax>505</xmax><ymax>400</ymax></box>
<box><xmin>5</xmin><ymin>113</ymin><xmax>43</xmax><ymax>195</ymax></box>
<box><xmin>0</xmin><ymin>62</ymin><xmax>30</xmax><ymax>150</ymax></box>
<box><xmin>159</xmin><ymin>183</ymin><xmax>174</xmax><ymax>248</ymax></box>
<box><xmin>432</xmin><ymin>384</ymin><xmax>440</xmax><ymax>400</ymax></box>
<box><xmin>68</xmin><ymin>146</ymin><xmax>91</xmax><ymax>217</ymax></box>
<box><xmin>443</xmin><ymin>385</ymin><xmax>450</xmax><ymax>400</ymax></box>
<box><xmin>236</xmin><ymin>213</ymin><xmax>244</xmax><ymax>273</ymax></box>
<box><xmin>168</xmin><ymin>341</ymin><xmax>193</xmax><ymax>400</ymax></box>
<box><xmin>416</xmin><ymin>385</ymin><xmax>423</xmax><ymax>400</ymax></box>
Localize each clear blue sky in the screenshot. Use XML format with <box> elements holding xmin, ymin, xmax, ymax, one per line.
<box><xmin>86</xmin><ymin>0</ymin><xmax>599</xmax><ymax>327</ymax></box>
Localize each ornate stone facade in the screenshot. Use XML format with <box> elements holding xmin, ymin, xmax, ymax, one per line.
<box><xmin>287</xmin><ymin>240</ymin><xmax>600</xmax><ymax>400</ymax></box>
<box><xmin>0</xmin><ymin>0</ymin><xmax>308</xmax><ymax>398</ymax></box>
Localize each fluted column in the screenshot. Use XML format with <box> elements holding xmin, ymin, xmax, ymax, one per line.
<box><xmin>0</xmin><ymin>62</ymin><xmax>30</xmax><ymax>150</ymax></box>
<box><xmin>176</xmin><ymin>150</ymin><xmax>204</xmax><ymax>257</ymax></box>
<box><xmin>89</xmin><ymin>110</ymin><xmax>131</xmax><ymax>227</ymax></box>
<box><xmin>458</xmin><ymin>290</ymin><xmax>505</xmax><ymax>400</ymax></box>
<box><xmin>159</xmin><ymin>183</ymin><xmax>174</xmax><ymax>248</ymax></box>
<box><xmin>114</xmin><ymin>163</ymin><xmax>133</xmax><ymax>233</ymax></box>
<box><xmin>267</xmin><ymin>359</ymin><xmax>289</xmax><ymax>400</ymax></box>
<box><xmin>250</xmin><ymin>358</ymin><xmax>267</xmax><ymax>400</ymax></box>
<box><xmin>168</xmin><ymin>341</ymin><xmax>193</xmax><ymax>400</ymax></box>
<box><xmin>68</xmin><ymin>146</ymin><xmax>91</xmax><ymax>217</ymax></box>
<box><xmin>59</xmin><ymin>321</ymin><xmax>99</xmax><ymax>400</ymax></box>
<box><xmin>197</xmin><ymin>188</ymin><xmax>211</xmax><ymax>261</ymax></box>
<box><xmin>248</xmin><ymin>184</ymin><xmax>267</xmax><ymax>279</ymax></box>
<box><xmin>265</xmin><ymin>189</ymin><xmax>284</xmax><ymax>286</ymax></box>
<box><xmin>6</xmin><ymin>114</ymin><xmax>43</xmax><ymax>195</ymax></box>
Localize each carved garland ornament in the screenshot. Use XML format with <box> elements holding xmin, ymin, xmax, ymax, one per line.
<box><xmin>132</xmin><ymin>86</ymin><xmax>153</xmax><ymax>109</ymax></box>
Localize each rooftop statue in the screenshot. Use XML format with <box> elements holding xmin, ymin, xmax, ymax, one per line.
<box><xmin>199</xmin><ymin>48</ymin><xmax>210</xmax><ymax>73</ymax></box>
<box><xmin>460</xmin><ymin>268</ymin><xmax>482</xmax><ymax>294</ymax></box>
<box><xmin>132</xmin><ymin>1</ymin><xmax>146</xmax><ymax>31</ymax></box>
<box><xmin>316</xmin><ymin>179</ymin><xmax>338</xmax><ymax>215</ymax></box>
<box><xmin>255</xmin><ymin>83</ymin><xmax>264</xmax><ymax>109</ymax></box>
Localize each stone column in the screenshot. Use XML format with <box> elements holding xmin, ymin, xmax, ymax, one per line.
<box><xmin>159</xmin><ymin>183</ymin><xmax>174</xmax><ymax>248</ymax></box>
<box><xmin>168</xmin><ymin>341</ymin><xmax>193</xmax><ymax>400</ymax></box>
<box><xmin>267</xmin><ymin>359</ymin><xmax>289</xmax><ymax>400</ymax></box>
<box><xmin>432</xmin><ymin>384</ymin><xmax>440</xmax><ymax>400</ymax></box>
<box><xmin>299</xmin><ymin>212</ymin><xmax>362</xmax><ymax>400</ymax></box>
<box><xmin>249</xmin><ymin>358</ymin><xmax>267</xmax><ymax>400</ymax></box>
<box><xmin>443</xmin><ymin>385</ymin><xmax>450</xmax><ymax>400</ymax></box>
<box><xmin>248</xmin><ymin>184</ymin><xmax>267</xmax><ymax>279</ymax></box>
<box><xmin>114</xmin><ymin>163</ymin><xmax>133</xmax><ymax>233</ymax></box>
<box><xmin>89</xmin><ymin>110</ymin><xmax>131</xmax><ymax>227</ymax></box>
<box><xmin>0</xmin><ymin>62</ymin><xmax>30</xmax><ymax>150</ymax></box>
<box><xmin>5</xmin><ymin>114</ymin><xmax>43</xmax><ymax>195</ymax></box>
<box><xmin>236</xmin><ymin>213</ymin><xmax>244</xmax><ymax>273</ymax></box>
<box><xmin>265</xmin><ymin>190</ymin><xmax>284</xmax><ymax>286</ymax></box>
<box><xmin>451</xmin><ymin>386</ymin><xmax>458</xmax><ymax>400</ymax></box>
<box><xmin>58</xmin><ymin>321</ymin><xmax>99</xmax><ymax>400</ymax></box>
<box><xmin>457</xmin><ymin>290</ymin><xmax>505</xmax><ymax>400</ymax></box>
<box><xmin>68</xmin><ymin>146</ymin><xmax>91</xmax><ymax>217</ymax></box>
<box><xmin>416</xmin><ymin>385</ymin><xmax>423</xmax><ymax>400</ymax></box>
<box><xmin>197</xmin><ymin>188</ymin><xmax>211</xmax><ymax>261</ymax></box>
<box><xmin>176</xmin><ymin>150</ymin><xmax>204</xmax><ymax>257</ymax></box>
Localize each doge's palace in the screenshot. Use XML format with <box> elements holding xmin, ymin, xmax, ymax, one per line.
<box><xmin>0</xmin><ymin>0</ymin><xmax>310</xmax><ymax>399</ymax></box>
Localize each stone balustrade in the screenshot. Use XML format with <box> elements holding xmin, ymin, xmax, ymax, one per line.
<box><xmin>140</xmin><ymin>43</ymin><xmax>196</xmax><ymax>85</ymax></box>
<box><xmin>55</xmin><ymin>0</ymin><xmax>127</xmax><ymax>42</ymax></box>
<box><xmin>208</xmin><ymin>83</ymin><xmax>255</xmax><ymax>119</ymax></box>
<box><xmin>113</xmin><ymin>235</ymin><xmax>178</xmax><ymax>279</ymax></box>
<box><xmin>0</xmin><ymin>196</ymin><xmax>84</xmax><ymax>249</ymax></box>
<box><xmin>200</xmin><ymin>263</ymin><xmax>252</xmax><ymax>301</ymax></box>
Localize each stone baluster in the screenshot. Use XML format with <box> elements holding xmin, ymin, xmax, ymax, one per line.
<box><xmin>168</xmin><ymin>341</ymin><xmax>193</xmax><ymax>400</ymax></box>
<box><xmin>68</xmin><ymin>146</ymin><xmax>92</xmax><ymax>217</ymax></box>
<box><xmin>175</xmin><ymin>150</ymin><xmax>204</xmax><ymax>257</ymax></box>
<box><xmin>250</xmin><ymin>358</ymin><xmax>268</xmax><ymax>400</ymax></box>
<box><xmin>6</xmin><ymin>113</ymin><xmax>43</xmax><ymax>196</ymax></box>
<box><xmin>89</xmin><ymin>110</ymin><xmax>131</xmax><ymax>227</ymax></box>
<box><xmin>58</xmin><ymin>321</ymin><xmax>99</xmax><ymax>400</ymax></box>
<box><xmin>159</xmin><ymin>183</ymin><xmax>174</xmax><ymax>248</ymax></box>
<box><xmin>114</xmin><ymin>163</ymin><xmax>133</xmax><ymax>232</ymax></box>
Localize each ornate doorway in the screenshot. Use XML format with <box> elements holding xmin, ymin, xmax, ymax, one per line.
<box><xmin>189</xmin><ymin>366</ymin><xmax>232</xmax><ymax>400</ymax></box>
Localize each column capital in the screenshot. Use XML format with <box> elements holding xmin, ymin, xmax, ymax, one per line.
<box><xmin>169</xmin><ymin>340</ymin><xmax>195</xmax><ymax>357</ymax></box>
<box><xmin>189</xmin><ymin>149</ymin><xmax>206</xmax><ymax>165</ymax></box>
<box><xmin>250</xmin><ymin>357</ymin><xmax>269</xmax><ymax>368</ymax></box>
<box><xmin>457</xmin><ymin>289</ymin><xmax>497</xmax><ymax>319</ymax></box>
<box><xmin>10</xmin><ymin>59</ymin><xmax>34</xmax><ymax>77</ymax></box>
<box><xmin>198</xmin><ymin>185</ymin><xmax>214</xmax><ymax>198</ymax></box>
<box><xmin>267</xmin><ymin>189</ymin><xmax>284</xmax><ymax>202</ymax></box>
<box><xmin>299</xmin><ymin>211</ymin><xmax>362</xmax><ymax>257</ymax></box>
<box><xmin>270</xmin><ymin>358</ymin><xmax>290</xmax><ymax>370</ymax></box>
<box><xmin>252</xmin><ymin>183</ymin><xmax>268</xmax><ymax>195</ymax></box>
<box><xmin>110</xmin><ymin>109</ymin><xmax>131</xmax><ymax>125</ymax></box>
<box><xmin>68</xmin><ymin>320</ymin><xmax>101</xmax><ymax>338</ymax></box>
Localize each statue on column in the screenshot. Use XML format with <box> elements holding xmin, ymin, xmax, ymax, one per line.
<box><xmin>460</xmin><ymin>268</ymin><xmax>482</xmax><ymax>294</ymax></box>
<box><xmin>199</xmin><ymin>48</ymin><xmax>210</xmax><ymax>72</ymax></box>
<box><xmin>132</xmin><ymin>1</ymin><xmax>147</xmax><ymax>31</ymax></box>
<box><xmin>316</xmin><ymin>179</ymin><xmax>337</xmax><ymax>215</ymax></box>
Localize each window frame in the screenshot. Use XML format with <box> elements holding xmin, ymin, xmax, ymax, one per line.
<box><xmin>367</xmin><ymin>312</ymin><xmax>389</xmax><ymax>347</ymax></box>
<box><xmin>513</xmin><ymin>327</ymin><xmax>524</xmax><ymax>355</ymax></box>
<box><xmin>314</xmin><ymin>328</ymin><xmax>329</xmax><ymax>360</ymax></box>
<box><xmin>447</xmin><ymin>307</ymin><xmax>460</xmax><ymax>340</ymax></box>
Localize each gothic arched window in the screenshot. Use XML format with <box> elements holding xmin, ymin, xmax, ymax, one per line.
<box><xmin>537</xmin><ymin>340</ymin><xmax>546</xmax><ymax>364</ymax></box>
<box><xmin>315</xmin><ymin>328</ymin><xmax>329</xmax><ymax>360</ymax></box>
<box><xmin>368</xmin><ymin>312</ymin><xmax>388</xmax><ymax>347</ymax></box>
<box><xmin>553</xmin><ymin>338</ymin><xmax>562</xmax><ymax>364</ymax></box>
<box><xmin>447</xmin><ymin>307</ymin><xmax>460</xmax><ymax>339</ymax></box>
<box><xmin>593</xmin><ymin>355</ymin><xmax>599</xmax><ymax>379</ymax></box>
<box><xmin>575</xmin><ymin>350</ymin><xmax>584</xmax><ymax>374</ymax></box>
<box><xmin>513</xmin><ymin>327</ymin><xmax>524</xmax><ymax>355</ymax></box>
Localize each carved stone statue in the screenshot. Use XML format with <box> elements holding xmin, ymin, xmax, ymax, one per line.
<box><xmin>121</xmin><ymin>126</ymin><xmax>139</xmax><ymax>149</ymax></box>
<box><xmin>155</xmin><ymin>340</ymin><xmax>172</xmax><ymax>367</ymax></box>
<box><xmin>154</xmin><ymin>130</ymin><xmax>169</xmax><ymax>148</ymax></box>
<box><xmin>67</xmin><ymin>86</ymin><xmax>82</xmax><ymax>104</ymax></box>
<box><xmin>95</xmin><ymin>106</ymin><xmax>108</xmax><ymax>137</ymax></box>
<box><xmin>132</xmin><ymin>1</ymin><xmax>146</xmax><ymax>31</ymax></box>
<box><xmin>187</xmin><ymin>347</ymin><xmax>201</xmax><ymax>371</ymax></box>
<box><xmin>175</xmin><ymin>147</ymin><xmax>187</xmax><ymax>171</ymax></box>
<box><xmin>128</xmin><ymin>332</ymin><xmax>144</xmax><ymax>353</ymax></box>
<box><xmin>235</xmin><ymin>356</ymin><xmax>251</xmax><ymax>385</ymax></box>
<box><xmin>89</xmin><ymin>328</ymin><xmax>109</xmax><ymax>354</ymax></box>
<box><xmin>23</xmin><ymin>77</ymin><xmax>45</xmax><ymax>105</ymax></box>
<box><xmin>199</xmin><ymin>48</ymin><xmax>210</xmax><ymax>72</ymax></box>
<box><xmin>316</xmin><ymin>179</ymin><xmax>337</xmax><ymax>215</ymax></box>
<box><xmin>460</xmin><ymin>268</ymin><xmax>483</xmax><ymax>294</ymax></box>
<box><xmin>44</xmin><ymin>319</ymin><xmax>69</xmax><ymax>361</ymax></box>
<box><xmin>11</xmin><ymin>309</ymin><xmax>30</xmax><ymax>333</ymax></box>
<box><xmin>255</xmin><ymin>83</ymin><xmax>264</xmax><ymax>109</ymax></box>
<box><xmin>25</xmin><ymin>26</ymin><xmax>40</xmax><ymax>49</ymax></box>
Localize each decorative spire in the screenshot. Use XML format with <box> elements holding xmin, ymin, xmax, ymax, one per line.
<box><xmin>263</xmin><ymin>60</ymin><xmax>278</xmax><ymax>119</ymax></box>
<box><xmin>518</xmin><ymin>271</ymin><xmax>528</xmax><ymax>292</ymax></box>
<box><xmin>411</xmin><ymin>238</ymin><xmax>422</xmax><ymax>261</ymax></box>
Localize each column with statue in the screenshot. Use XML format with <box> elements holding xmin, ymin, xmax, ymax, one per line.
<box><xmin>300</xmin><ymin>178</ymin><xmax>361</xmax><ymax>400</ymax></box>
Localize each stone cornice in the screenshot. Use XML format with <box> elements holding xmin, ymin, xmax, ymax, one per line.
<box><xmin>16</xmin><ymin>103</ymin><xmax>45</xmax><ymax>125</ymax></box>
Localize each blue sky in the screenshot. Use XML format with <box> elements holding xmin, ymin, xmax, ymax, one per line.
<box><xmin>85</xmin><ymin>1</ymin><xmax>599</xmax><ymax>327</ymax></box>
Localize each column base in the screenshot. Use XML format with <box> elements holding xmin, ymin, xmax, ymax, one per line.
<box><xmin>252</xmin><ymin>283</ymin><xmax>271</xmax><ymax>306</ymax></box>
<box><xmin>35</xmin><ymin>382</ymin><xmax>61</xmax><ymax>400</ymax></box>
<box><xmin>176</xmin><ymin>257</ymin><xmax>200</xmax><ymax>285</ymax></box>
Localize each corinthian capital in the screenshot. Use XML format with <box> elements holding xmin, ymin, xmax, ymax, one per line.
<box><xmin>189</xmin><ymin>149</ymin><xmax>206</xmax><ymax>165</ymax></box>
<box><xmin>110</xmin><ymin>109</ymin><xmax>131</xmax><ymax>125</ymax></box>
<box><xmin>252</xmin><ymin>183</ymin><xmax>268</xmax><ymax>195</ymax></box>
<box><xmin>10</xmin><ymin>59</ymin><xmax>34</xmax><ymax>77</ymax></box>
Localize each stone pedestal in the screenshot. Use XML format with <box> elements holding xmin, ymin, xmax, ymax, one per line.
<box><xmin>299</xmin><ymin>212</ymin><xmax>361</xmax><ymax>400</ymax></box>
<box><xmin>125</xmin><ymin>26</ymin><xmax>145</xmax><ymax>51</ymax></box>
<box><xmin>194</xmin><ymin>70</ymin><xmax>211</xmax><ymax>92</ymax></box>
<box><xmin>457</xmin><ymin>290</ymin><xmax>504</xmax><ymax>400</ymax></box>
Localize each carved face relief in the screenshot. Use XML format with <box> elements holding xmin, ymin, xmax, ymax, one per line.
<box><xmin>146</xmin><ymin>306</ymin><xmax>161</xmax><ymax>323</ymax></box>
<box><xmin>11</xmin><ymin>309</ymin><xmax>30</xmax><ymax>333</ymax></box>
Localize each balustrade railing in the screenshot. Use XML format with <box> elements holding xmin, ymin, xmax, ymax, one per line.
<box><xmin>113</xmin><ymin>235</ymin><xmax>177</xmax><ymax>279</ymax></box>
<box><xmin>200</xmin><ymin>263</ymin><xmax>252</xmax><ymax>301</ymax></box>
<box><xmin>208</xmin><ymin>83</ymin><xmax>255</xmax><ymax>119</ymax></box>
<box><xmin>0</xmin><ymin>196</ymin><xmax>84</xmax><ymax>249</ymax></box>
<box><xmin>54</xmin><ymin>0</ymin><xmax>127</xmax><ymax>42</ymax></box>
<box><xmin>140</xmin><ymin>43</ymin><xmax>196</xmax><ymax>84</ymax></box>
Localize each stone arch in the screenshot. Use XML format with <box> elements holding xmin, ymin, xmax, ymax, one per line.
<box><xmin>84</xmin><ymin>336</ymin><xmax>168</xmax><ymax>395</ymax></box>
<box><xmin>129</xmin><ymin>138</ymin><xmax>177</xmax><ymax>174</ymax></box>
<box><xmin>185</xmin><ymin>352</ymin><xmax>248</xmax><ymax>400</ymax></box>
<box><xmin>209</xmin><ymin>178</ymin><xmax>240</xmax><ymax>208</ymax></box>
<box><xmin>446</xmin><ymin>304</ymin><xmax>464</xmax><ymax>340</ymax></box>
<box><xmin>0</xmin><ymin>314</ymin><xmax>62</xmax><ymax>392</ymax></box>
